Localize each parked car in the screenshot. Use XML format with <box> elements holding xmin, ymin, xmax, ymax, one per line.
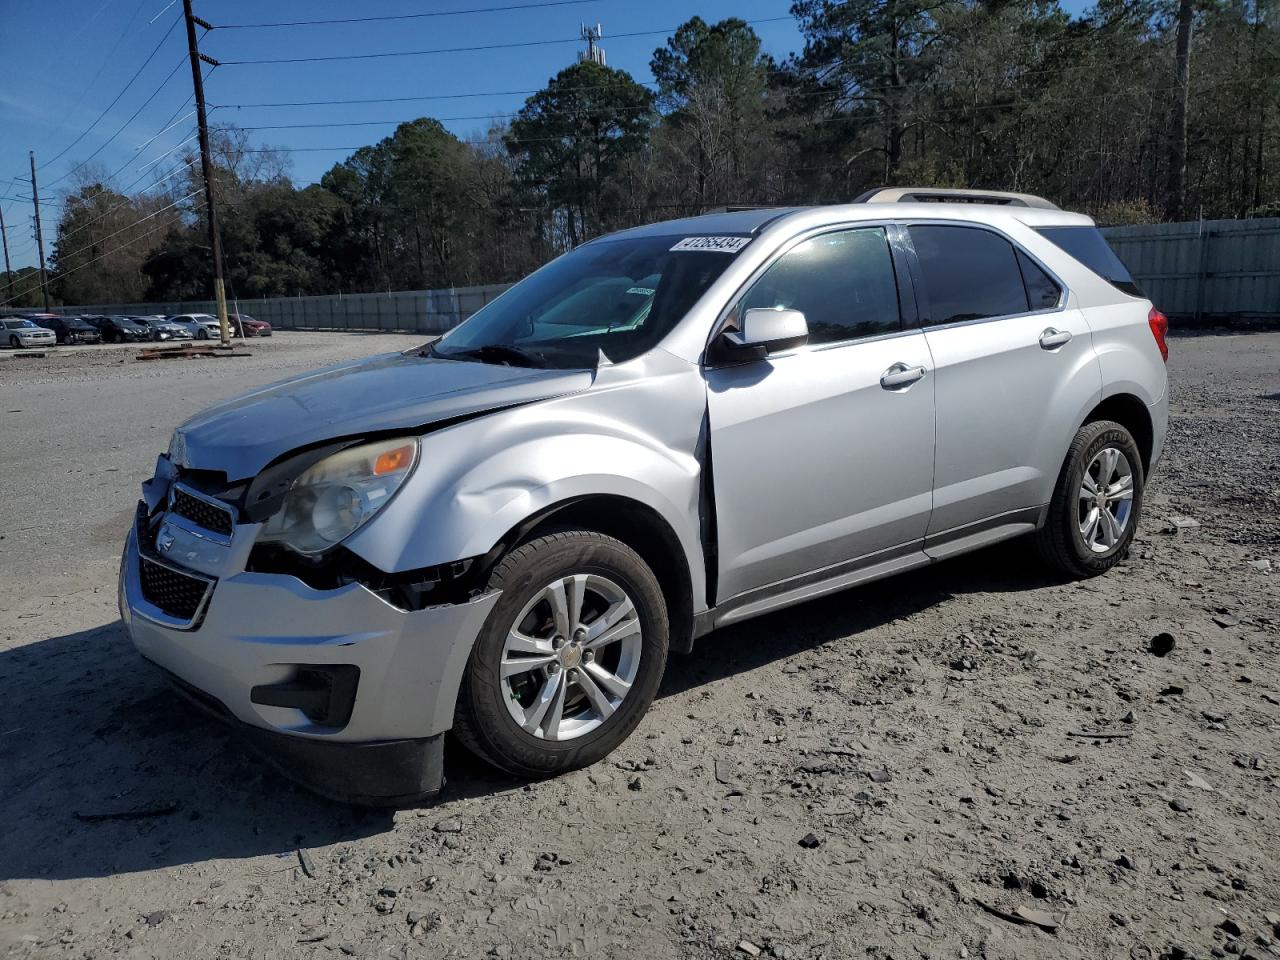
<box><xmin>34</xmin><ymin>314</ymin><xmax>103</xmax><ymax>345</ymax></box>
<box><xmin>0</xmin><ymin>317</ymin><xmax>56</xmax><ymax>349</ymax></box>
<box><xmin>135</xmin><ymin>315</ymin><xmax>195</xmax><ymax>342</ymax></box>
<box><xmin>88</xmin><ymin>315</ymin><xmax>152</xmax><ymax>343</ymax></box>
<box><xmin>167</xmin><ymin>313</ymin><xmax>223</xmax><ymax>339</ymax></box>
<box><xmin>229</xmin><ymin>313</ymin><xmax>272</xmax><ymax>337</ymax></box>
<box><xmin>121</xmin><ymin>188</ymin><xmax>1168</xmax><ymax>805</ymax></box>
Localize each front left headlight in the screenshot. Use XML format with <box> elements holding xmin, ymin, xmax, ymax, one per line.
<box><xmin>257</xmin><ymin>437</ymin><xmax>419</xmax><ymax>555</ymax></box>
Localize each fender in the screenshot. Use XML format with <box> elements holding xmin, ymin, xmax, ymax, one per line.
<box><xmin>342</xmin><ymin>351</ymin><xmax>711</xmax><ymax>613</ymax></box>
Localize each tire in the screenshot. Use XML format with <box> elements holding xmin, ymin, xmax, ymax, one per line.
<box><xmin>1035</xmin><ymin>419</ymin><xmax>1145</xmax><ymax>578</ymax></box>
<box><xmin>8</xmin><ymin>335</ymin><xmax>18</xmax><ymax>349</ymax></box>
<box><xmin>454</xmin><ymin>529</ymin><xmax>669</xmax><ymax>779</ymax></box>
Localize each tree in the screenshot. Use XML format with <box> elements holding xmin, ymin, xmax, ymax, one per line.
<box><xmin>507</xmin><ymin>61</ymin><xmax>654</xmax><ymax>248</ymax></box>
<box><xmin>51</xmin><ymin>176</ymin><xmax>183</xmax><ymax>304</ymax></box>
<box><xmin>792</xmin><ymin>0</ymin><xmax>952</xmax><ymax>183</ymax></box>
<box><xmin>650</xmin><ymin>17</ymin><xmax>778</xmax><ymax>208</ymax></box>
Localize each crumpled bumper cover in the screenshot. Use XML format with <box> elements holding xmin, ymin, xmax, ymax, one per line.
<box><xmin>120</xmin><ymin>523</ymin><xmax>500</xmax><ymax>804</ymax></box>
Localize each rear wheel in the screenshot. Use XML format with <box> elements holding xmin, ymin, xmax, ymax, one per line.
<box><xmin>454</xmin><ymin>530</ymin><xmax>669</xmax><ymax>779</ymax></box>
<box><xmin>1035</xmin><ymin>419</ymin><xmax>1144</xmax><ymax>578</ymax></box>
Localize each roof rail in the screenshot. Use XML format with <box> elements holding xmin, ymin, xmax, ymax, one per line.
<box><xmin>853</xmin><ymin>187</ymin><xmax>1060</xmax><ymax>210</ymax></box>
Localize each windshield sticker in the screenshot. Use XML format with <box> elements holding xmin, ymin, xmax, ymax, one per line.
<box><xmin>670</xmin><ymin>236</ymin><xmax>752</xmax><ymax>253</ymax></box>
<box><xmin>625</xmin><ymin>286</ymin><xmax>655</xmax><ymax>296</ymax></box>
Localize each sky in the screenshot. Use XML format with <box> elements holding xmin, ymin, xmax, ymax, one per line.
<box><xmin>0</xmin><ymin>0</ymin><xmax>1090</xmax><ymax>272</ymax></box>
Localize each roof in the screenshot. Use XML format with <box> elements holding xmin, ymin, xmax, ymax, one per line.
<box><xmin>605</xmin><ymin>202</ymin><xmax>1091</xmax><ymax>244</ymax></box>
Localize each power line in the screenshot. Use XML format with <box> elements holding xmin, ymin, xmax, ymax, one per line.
<box><xmin>52</xmin><ymin>0</ymin><xmax>151</xmax><ymax>146</ymax></box>
<box><xmin>233</xmin><ymin>104</ymin><xmax>655</xmax><ymax>132</ymax></box>
<box><xmin>56</xmin><ymin>159</ymin><xmax>196</xmax><ymax>248</ymax></box>
<box><xmin>212</xmin><ymin>82</ymin><xmax>660</xmax><ymax>110</ymax></box>
<box><xmin>43</xmin><ymin>56</ymin><xmax>191</xmax><ymax>190</ymax></box>
<box><xmin>218</xmin><ymin>17</ymin><xmax>793</xmax><ymax>65</ymax></box>
<box><xmin>36</xmin><ymin>15</ymin><xmax>183</xmax><ymax>172</ymax></box>
<box><xmin>0</xmin><ymin>206</ymin><xmax>199</xmax><ymax>308</ymax></box>
<box><xmin>215</xmin><ymin>0</ymin><xmax>614</xmax><ymax>29</ymax></box>
<box><xmin>50</xmin><ymin>189</ymin><xmax>202</xmax><ymax>262</ymax></box>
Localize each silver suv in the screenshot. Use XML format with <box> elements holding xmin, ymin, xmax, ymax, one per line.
<box><xmin>120</xmin><ymin>189</ymin><xmax>1169</xmax><ymax>804</ymax></box>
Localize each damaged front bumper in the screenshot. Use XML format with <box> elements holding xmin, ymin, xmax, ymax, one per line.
<box><xmin>119</xmin><ymin>501</ymin><xmax>499</xmax><ymax>805</ymax></box>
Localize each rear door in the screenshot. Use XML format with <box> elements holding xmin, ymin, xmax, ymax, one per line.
<box><xmin>705</xmin><ymin>224</ymin><xmax>935</xmax><ymax>603</ymax></box>
<box><xmin>906</xmin><ymin>222</ymin><xmax>1101</xmax><ymax>550</ymax></box>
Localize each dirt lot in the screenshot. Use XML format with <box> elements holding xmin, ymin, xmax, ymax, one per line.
<box><xmin>1</xmin><ymin>330</ymin><xmax>1277</xmax><ymax>960</ymax></box>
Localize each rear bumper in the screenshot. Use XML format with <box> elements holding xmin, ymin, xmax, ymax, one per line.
<box><xmin>119</xmin><ymin>519</ymin><xmax>500</xmax><ymax>803</ymax></box>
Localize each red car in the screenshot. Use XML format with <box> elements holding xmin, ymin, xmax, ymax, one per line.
<box><xmin>228</xmin><ymin>313</ymin><xmax>272</xmax><ymax>337</ymax></box>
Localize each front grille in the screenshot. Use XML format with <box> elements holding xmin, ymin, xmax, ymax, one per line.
<box><xmin>139</xmin><ymin>555</ymin><xmax>212</xmax><ymax>623</ymax></box>
<box><xmin>171</xmin><ymin>487</ymin><xmax>234</xmax><ymax>536</ymax></box>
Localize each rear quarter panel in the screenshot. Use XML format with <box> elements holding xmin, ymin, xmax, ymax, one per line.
<box><xmin>1082</xmin><ymin>301</ymin><xmax>1168</xmax><ymax>406</ymax></box>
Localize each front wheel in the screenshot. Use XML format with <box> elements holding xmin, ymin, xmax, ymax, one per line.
<box><xmin>1035</xmin><ymin>419</ymin><xmax>1145</xmax><ymax>578</ymax></box>
<box><xmin>453</xmin><ymin>530</ymin><xmax>669</xmax><ymax>779</ymax></box>
<box><xmin>8</xmin><ymin>335</ymin><xmax>18</xmax><ymax>348</ymax></box>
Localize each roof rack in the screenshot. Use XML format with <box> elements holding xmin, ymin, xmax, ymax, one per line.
<box><xmin>853</xmin><ymin>187</ymin><xmax>1060</xmax><ymax>210</ymax></box>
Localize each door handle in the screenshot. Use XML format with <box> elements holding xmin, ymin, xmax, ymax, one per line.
<box><xmin>1039</xmin><ymin>327</ymin><xmax>1072</xmax><ymax>350</ymax></box>
<box><xmin>880</xmin><ymin>363</ymin><xmax>927</xmax><ymax>389</ymax></box>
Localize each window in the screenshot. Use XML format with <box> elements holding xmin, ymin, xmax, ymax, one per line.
<box><xmin>1017</xmin><ymin>250</ymin><xmax>1062</xmax><ymax>310</ymax></box>
<box><xmin>909</xmin><ymin>225</ymin><xmax>1030</xmax><ymax>324</ymax></box>
<box><xmin>434</xmin><ymin>234</ymin><xmax>746</xmax><ymax>368</ymax></box>
<box><xmin>738</xmin><ymin>227</ymin><xmax>901</xmax><ymax>346</ymax></box>
<box><xmin>1035</xmin><ymin>225</ymin><xmax>1141</xmax><ymax>296</ymax></box>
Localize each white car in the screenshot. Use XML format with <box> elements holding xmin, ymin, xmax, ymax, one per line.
<box><xmin>167</xmin><ymin>313</ymin><xmax>224</xmax><ymax>339</ymax></box>
<box><xmin>122</xmin><ymin>187</ymin><xmax>1169</xmax><ymax>804</ymax></box>
<box><xmin>1</xmin><ymin>318</ymin><xmax>57</xmax><ymax>349</ymax></box>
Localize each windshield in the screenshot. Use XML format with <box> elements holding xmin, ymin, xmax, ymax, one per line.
<box><xmin>432</xmin><ymin>233</ymin><xmax>749</xmax><ymax>368</ymax></box>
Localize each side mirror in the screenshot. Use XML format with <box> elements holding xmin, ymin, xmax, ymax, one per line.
<box><xmin>722</xmin><ymin>307</ymin><xmax>809</xmax><ymax>357</ymax></box>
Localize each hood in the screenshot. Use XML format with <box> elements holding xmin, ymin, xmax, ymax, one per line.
<box><xmin>174</xmin><ymin>350</ymin><xmax>594</xmax><ymax>479</ymax></box>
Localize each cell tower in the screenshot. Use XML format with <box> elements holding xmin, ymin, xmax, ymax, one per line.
<box><xmin>578</xmin><ymin>23</ymin><xmax>605</xmax><ymax>65</ymax></box>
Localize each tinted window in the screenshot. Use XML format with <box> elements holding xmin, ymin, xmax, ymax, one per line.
<box><xmin>1035</xmin><ymin>225</ymin><xmax>1140</xmax><ymax>296</ymax></box>
<box><xmin>739</xmin><ymin>227</ymin><xmax>900</xmax><ymax>345</ymax></box>
<box><xmin>909</xmin><ymin>225</ymin><xmax>1028</xmax><ymax>324</ymax></box>
<box><xmin>1017</xmin><ymin>250</ymin><xmax>1062</xmax><ymax>310</ymax></box>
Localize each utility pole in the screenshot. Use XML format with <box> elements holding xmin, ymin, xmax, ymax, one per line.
<box><xmin>182</xmin><ymin>0</ymin><xmax>230</xmax><ymax>346</ymax></box>
<box><xmin>0</xmin><ymin>204</ymin><xmax>13</xmax><ymax>300</ymax></box>
<box><xmin>29</xmin><ymin>152</ymin><xmax>50</xmax><ymax>310</ymax></box>
<box><xmin>1167</xmin><ymin>0</ymin><xmax>1194</xmax><ymax>222</ymax></box>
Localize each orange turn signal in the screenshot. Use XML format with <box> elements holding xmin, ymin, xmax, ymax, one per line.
<box><xmin>373</xmin><ymin>444</ymin><xmax>414</xmax><ymax>476</ymax></box>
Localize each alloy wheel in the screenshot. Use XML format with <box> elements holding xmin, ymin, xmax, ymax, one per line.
<box><xmin>1078</xmin><ymin>446</ymin><xmax>1135</xmax><ymax>553</ymax></box>
<box><xmin>500</xmin><ymin>573</ymin><xmax>642</xmax><ymax>741</ymax></box>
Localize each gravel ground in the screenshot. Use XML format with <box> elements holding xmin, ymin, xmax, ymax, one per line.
<box><xmin>1</xmin><ymin>330</ymin><xmax>1277</xmax><ymax>960</ymax></box>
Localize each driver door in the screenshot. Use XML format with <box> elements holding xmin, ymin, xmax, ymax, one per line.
<box><xmin>704</xmin><ymin>225</ymin><xmax>936</xmax><ymax>604</ymax></box>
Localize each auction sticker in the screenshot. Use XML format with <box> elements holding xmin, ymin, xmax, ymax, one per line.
<box><xmin>670</xmin><ymin>236</ymin><xmax>752</xmax><ymax>253</ymax></box>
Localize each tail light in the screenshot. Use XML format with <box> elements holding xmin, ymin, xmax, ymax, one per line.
<box><xmin>1147</xmin><ymin>306</ymin><xmax>1169</xmax><ymax>362</ymax></box>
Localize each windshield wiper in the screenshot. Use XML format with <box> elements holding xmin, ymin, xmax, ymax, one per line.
<box><xmin>435</xmin><ymin>343</ymin><xmax>546</xmax><ymax>368</ymax></box>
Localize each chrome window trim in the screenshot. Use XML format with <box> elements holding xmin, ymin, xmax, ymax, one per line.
<box><xmin>899</xmin><ymin>218</ymin><xmax>1070</xmax><ymax>332</ymax></box>
<box><xmin>703</xmin><ymin>219</ymin><xmax>909</xmax><ymax>363</ymax></box>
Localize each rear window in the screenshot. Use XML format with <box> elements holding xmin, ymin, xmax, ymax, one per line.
<box><xmin>1035</xmin><ymin>226</ymin><xmax>1141</xmax><ymax>296</ymax></box>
